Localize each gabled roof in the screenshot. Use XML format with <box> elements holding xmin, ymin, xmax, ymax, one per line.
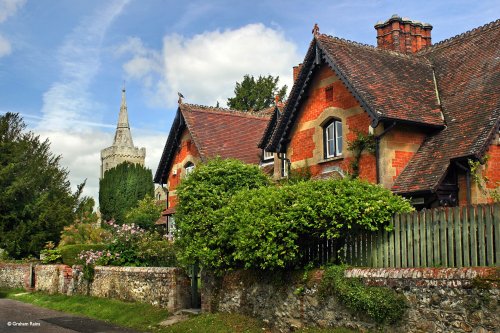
<box><xmin>268</xmin><ymin>19</ymin><xmax>499</xmax><ymax>195</ymax></box>
<box><xmin>267</xmin><ymin>34</ymin><xmax>445</xmax><ymax>152</ymax></box>
<box><xmin>258</xmin><ymin>105</ymin><xmax>282</xmax><ymax>149</ymax></box>
<box><xmin>393</xmin><ymin>19</ymin><xmax>500</xmax><ymax>193</ymax></box>
<box><xmin>154</xmin><ymin>103</ymin><xmax>270</xmax><ymax>184</ymax></box>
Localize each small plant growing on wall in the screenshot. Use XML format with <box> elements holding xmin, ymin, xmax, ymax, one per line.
<box><xmin>347</xmin><ymin>131</ymin><xmax>376</xmax><ymax>178</ymax></box>
<box><xmin>469</xmin><ymin>156</ymin><xmax>500</xmax><ymax>202</ymax></box>
<box><xmin>319</xmin><ymin>265</ymin><xmax>407</xmax><ymax>324</ymax></box>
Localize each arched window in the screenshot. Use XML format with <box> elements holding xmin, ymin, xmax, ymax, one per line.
<box><xmin>184</xmin><ymin>162</ymin><xmax>195</xmax><ymax>175</ymax></box>
<box><xmin>323</xmin><ymin>119</ymin><xmax>342</xmax><ymax>158</ymax></box>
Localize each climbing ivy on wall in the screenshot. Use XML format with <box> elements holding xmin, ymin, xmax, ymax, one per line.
<box><xmin>347</xmin><ymin>131</ymin><xmax>376</xmax><ymax>178</ymax></box>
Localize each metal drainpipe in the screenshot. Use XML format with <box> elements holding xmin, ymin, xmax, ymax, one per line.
<box><xmin>455</xmin><ymin>161</ymin><xmax>471</xmax><ymax>206</ymax></box>
<box><xmin>375</xmin><ymin>122</ymin><xmax>396</xmax><ymax>184</ymax></box>
<box><xmin>277</xmin><ymin>152</ymin><xmax>290</xmax><ymax>177</ymax></box>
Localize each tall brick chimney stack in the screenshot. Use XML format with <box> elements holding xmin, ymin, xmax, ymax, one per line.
<box><xmin>375</xmin><ymin>14</ymin><xmax>432</xmax><ymax>53</ymax></box>
<box><xmin>293</xmin><ymin>63</ymin><xmax>303</xmax><ymax>82</ymax></box>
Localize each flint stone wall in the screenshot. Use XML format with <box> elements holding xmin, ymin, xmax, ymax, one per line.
<box><xmin>0</xmin><ymin>264</ymin><xmax>191</xmax><ymax>312</ymax></box>
<box><xmin>201</xmin><ymin>267</ymin><xmax>499</xmax><ymax>333</ymax></box>
<box><xmin>0</xmin><ymin>263</ymin><xmax>32</xmax><ymax>289</ymax></box>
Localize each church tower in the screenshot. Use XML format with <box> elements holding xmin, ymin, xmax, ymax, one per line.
<box><xmin>100</xmin><ymin>88</ymin><xmax>146</xmax><ymax>178</ymax></box>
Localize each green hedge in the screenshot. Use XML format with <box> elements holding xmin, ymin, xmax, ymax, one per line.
<box><xmin>58</xmin><ymin>244</ymin><xmax>107</xmax><ymax>266</ymax></box>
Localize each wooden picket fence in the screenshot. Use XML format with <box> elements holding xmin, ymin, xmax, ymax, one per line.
<box><xmin>302</xmin><ymin>203</ymin><xmax>500</xmax><ymax>267</ymax></box>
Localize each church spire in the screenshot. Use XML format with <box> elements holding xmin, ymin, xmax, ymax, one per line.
<box><xmin>112</xmin><ymin>87</ymin><xmax>134</xmax><ymax>147</ymax></box>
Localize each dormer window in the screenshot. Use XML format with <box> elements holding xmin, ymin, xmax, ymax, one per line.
<box><xmin>262</xmin><ymin>149</ymin><xmax>274</xmax><ymax>162</ymax></box>
<box><xmin>323</xmin><ymin>119</ymin><xmax>342</xmax><ymax>158</ymax></box>
<box><xmin>184</xmin><ymin>162</ymin><xmax>195</xmax><ymax>176</ymax></box>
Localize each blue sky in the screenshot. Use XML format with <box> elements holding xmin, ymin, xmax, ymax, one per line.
<box><xmin>0</xmin><ymin>0</ymin><xmax>499</xmax><ymax>203</ymax></box>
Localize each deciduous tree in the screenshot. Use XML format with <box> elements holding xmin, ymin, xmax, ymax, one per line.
<box><xmin>227</xmin><ymin>74</ymin><xmax>287</xmax><ymax>111</ymax></box>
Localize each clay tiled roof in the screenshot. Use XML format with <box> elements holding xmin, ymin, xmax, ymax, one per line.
<box><xmin>154</xmin><ymin>103</ymin><xmax>270</xmax><ymax>184</ymax></box>
<box><xmin>267</xmin><ymin>35</ymin><xmax>445</xmax><ymax>152</ymax></box>
<box><xmin>268</xmin><ymin>19</ymin><xmax>499</xmax><ymax>195</ymax></box>
<box><xmin>181</xmin><ymin>103</ymin><xmax>270</xmax><ymax>163</ymax></box>
<box><xmin>393</xmin><ymin>20</ymin><xmax>500</xmax><ymax>193</ymax></box>
<box><xmin>316</xmin><ymin>34</ymin><xmax>444</xmax><ymax>127</ymax></box>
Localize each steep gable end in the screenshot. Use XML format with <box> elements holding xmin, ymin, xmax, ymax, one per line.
<box><xmin>268</xmin><ymin>35</ymin><xmax>445</xmax><ymax>152</ymax></box>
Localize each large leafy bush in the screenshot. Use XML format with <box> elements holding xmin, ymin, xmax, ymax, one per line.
<box><xmin>177</xmin><ymin>168</ymin><xmax>412</xmax><ymax>271</ymax></box>
<box><xmin>227</xmin><ymin>178</ymin><xmax>413</xmax><ymax>269</ymax></box>
<box><xmin>174</xmin><ymin>158</ymin><xmax>271</xmax><ymax>268</ymax></box>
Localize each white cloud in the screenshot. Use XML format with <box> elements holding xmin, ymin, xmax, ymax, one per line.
<box><xmin>0</xmin><ymin>0</ymin><xmax>26</xmax><ymax>58</ymax></box>
<box><xmin>0</xmin><ymin>0</ymin><xmax>26</xmax><ymax>23</ymax></box>
<box><xmin>33</xmin><ymin>0</ymin><xmax>130</xmax><ymax>203</ymax></box>
<box><xmin>34</xmin><ymin>129</ymin><xmax>167</xmax><ymax>204</ymax></box>
<box><xmin>118</xmin><ymin>23</ymin><xmax>301</xmax><ymax>108</ymax></box>
<box><xmin>0</xmin><ymin>34</ymin><xmax>11</xmax><ymax>56</ymax></box>
<box><xmin>37</xmin><ymin>0</ymin><xmax>129</xmax><ymax>132</ymax></box>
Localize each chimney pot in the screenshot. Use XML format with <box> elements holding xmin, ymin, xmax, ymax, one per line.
<box><xmin>374</xmin><ymin>15</ymin><xmax>432</xmax><ymax>53</ymax></box>
<box><xmin>293</xmin><ymin>63</ymin><xmax>303</xmax><ymax>82</ymax></box>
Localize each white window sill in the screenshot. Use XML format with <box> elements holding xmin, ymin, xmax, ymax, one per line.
<box><xmin>318</xmin><ymin>155</ymin><xmax>344</xmax><ymax>164</ymax></box>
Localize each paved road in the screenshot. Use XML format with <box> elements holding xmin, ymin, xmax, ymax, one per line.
<box><xmin>0</xmin><ymin>298</ymin><xmax>142</xmax><ymax>333</ymax></box>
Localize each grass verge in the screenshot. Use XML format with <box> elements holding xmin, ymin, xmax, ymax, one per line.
<box><xmin>0</xmin><ymin>288</ymin><xmax>359</xmax><ymax>333</ymax></box>
<box><xmin>0</xmin><ymin>288</ymin><xmax>167</xmax><ymax>332</ymax></box>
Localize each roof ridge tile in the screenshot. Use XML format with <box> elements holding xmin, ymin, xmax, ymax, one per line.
<box><xmin>317</xmin><ymin>34</ymin><xmax>424</xmax><ymax>60</ymax></box>
<box><xmin>182</xmin><ymin>103</ymin><xmax>271</xmax><ymax>119</ymax></box>
<box><xmin>417</xmin><ymin>18</ymin><xmax>500</xmax><ymax>54</ymax></box>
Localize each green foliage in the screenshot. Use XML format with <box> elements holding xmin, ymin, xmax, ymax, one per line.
<box><xmin>0</xmin><ymin>113</ymin><xmax>80</xmax><ymax>258</ymax></box>
<box><xmin>319</xmin><ymin>265</ymin><xmax>407</xmax><ymax>324</ymax></box>
<box><xmin>227</xmin><ymin>74</ymin><xmax>287</xmax><ymax>111</ymax></box>
<box><xmin>469</xmin><ymin>156</ymin><xmax>500</xmax><ymax>202</ymax></box>
<box><xmin>59</xmin><ymin>223</ymin><xmax>112</xmax><ymax>247</ymax></box>
<box><xmin>99</xmin><ymin>162</ymin><xmax>154</xmax><ymax>224</ymax></box>
<box><xmin>124</xmin><ymin>194</ymin><xmax>164</xmax><ymax>230</ymax></box>
<box><xmin>347</xmin><ymin>131</ymin><xmax>376</xmax><ymax>178</ymax></box>
<box><xmin>0</xmin><ymin>248</ymin><xmax>9</xmax><ymax>260</ymax></box>
<box><xmin>284</xmin><ymin>163</ymin><xmax>312</xmax><ymax>184</ymax></box>
<box><xmin>77</xmin><ymin>221</ymin><xmax>176</xmax><ymax>267</ymax></box>
<box><xmin>40</xmin><ymin>241</ymin><xmax>62</xmax><ymax>264</ymax></box>
<box><xmin>226</xmin><ymin>178</ymin><xmax>413</xmax><ymax>269</ymax></box>
<box><xmin>58</xmin><ymin>244</ymin><xmax>107</xmax><ymax>266</ymax></box>
<box><xmin>40</xmin><ymin>249</ymin><xmax>62</xmax><ymax>264</ymax></box>
<box><xmin>174</xmin><ymin>158</ymin><xmax>271</xmax><ymax>268</ymax></box>
<box><xmin>136</xmin><ymin>239</ymin><xmax>177</xmax><ymax>267</ymax></box>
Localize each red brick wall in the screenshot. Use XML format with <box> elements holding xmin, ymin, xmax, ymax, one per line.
<box><xmin>485</xmin><ymin>144</ymin><xmax>499</xmax><ymax>191</ymax></box>
<box><xmin>166</xmin><ymin>129</ymin><xmax>201</xmax><ymax>208</ymax></box>
<box><xmin>392</xmin><ymin>151</ymin><xmax>415</xmax><ymax>180</ymax></box>
<box><xmin>287</xmin><ymin>64</ymin><xmax>375</xmax><ymax>181</ymax></box>
<box><xmin>290</xmin><ymin>128</ymin><xmax>315</xmax><ymax>162</ymax></box>
<box><xmin>380</xmin><ymin>126</ymin><xmax>427</xmax><ymax>188</ymax></box>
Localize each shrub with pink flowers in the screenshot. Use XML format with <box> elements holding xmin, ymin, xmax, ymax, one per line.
<box><xmin>77</xmin><ymin>221</ymin><xmax>176</xmax><ymax>277</ymax></box>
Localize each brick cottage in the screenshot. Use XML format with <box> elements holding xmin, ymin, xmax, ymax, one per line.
<box><xmin>155</xmin><ymin>15</ymin><xmax>499</xmax><ymax>221</ymax></box>
<box><xmin>153</xmin><ymin>103</ymin><xmax>272</xmax><ymax>232</ymax></box>
<box><xmin>261</xmin><ymin>15</ymin><xmax>499</xmax><ymax>209</ymax></box>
